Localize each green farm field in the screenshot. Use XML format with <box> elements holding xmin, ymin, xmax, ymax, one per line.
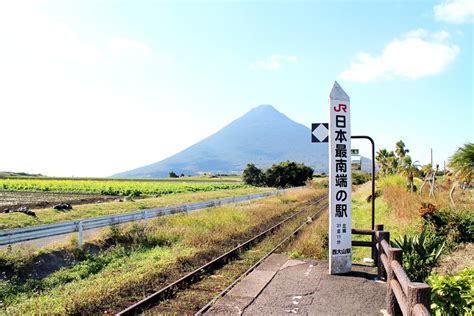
<box><xmin>0</xmin><ymin>178</ymin><xmax>246</xmax><ymax>197</ymax></box>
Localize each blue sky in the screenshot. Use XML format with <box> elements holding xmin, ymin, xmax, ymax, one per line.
<box><xmin>0</xmin><ymin>0</ymin><xmax>472</xmax><ymax>176</ymax></box>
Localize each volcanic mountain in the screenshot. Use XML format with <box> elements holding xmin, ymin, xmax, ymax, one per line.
<box><xmin>112</xmin><ymin>105</ymin><xmax>329</xmax><ymax>178</ymax></box>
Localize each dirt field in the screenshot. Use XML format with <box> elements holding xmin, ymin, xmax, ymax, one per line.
<box><xmin>0</xmin><ymin>191</ymin><xmax>117</xmax><ymax>210</ymax></box>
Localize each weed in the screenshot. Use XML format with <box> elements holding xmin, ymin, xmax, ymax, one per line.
<box><xmin>289</xmin><ymin>251</ymin><xmax>305</xmax><ymax>259</ymax></box>
<box><xmin>279</xmin><ymin>197</ymin><xmax>297</xmax><ymax>204</ymax></box>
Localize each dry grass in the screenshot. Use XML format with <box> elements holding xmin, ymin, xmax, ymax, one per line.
<box><xmin>286</xmin><ymin>211</ymin><xmax>328</xmax><ymax>260</ymax></box>
<box><xmin>434</xmin><ymin>243</ymin><xmax>474</xmax><ymax>276</ymax></box>
<box><xmin>382</xmin><ymin>185</ymin><xmax>421</xmax><ymax>225</ymax></box>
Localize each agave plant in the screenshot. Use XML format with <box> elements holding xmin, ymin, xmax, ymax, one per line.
<box><xmin>392</xmin><ymin>228</ymin><xmax>445</xmax><ymax>282</ymax></box>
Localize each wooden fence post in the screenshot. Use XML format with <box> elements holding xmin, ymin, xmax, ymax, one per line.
<box><xmin>408</xmin><ymin>283</ymin><xmax>431</xmax><ymax>316</ymax></box>
<box><xmin>377</xmin><ymin>230</ymin><xmax>388</xmax><ymax>280</ymax></box>
<box><xmin>387</xmin><ymin>247</ymin><xmax>403</xmax><ymax>316</ymax></box>
<box><xmin>374</xmin><ymin>224</ymin><xmax>384</xmax><ymax>268</ymax></box>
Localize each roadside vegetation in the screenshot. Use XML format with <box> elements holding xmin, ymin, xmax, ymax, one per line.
<box><xmin>373</xmin><ymin>141</ymin><xmax>473</xmax><ymax>314</ymax></box>
<box><xmin>0</xmin><ymin>187</ymin><xmax>270</xmax><ymax>230</ymax></box>
<box><xmin>0</xmin><ymin>187</ymin><xmax>324</xmax><ymax>314</ymax></box>
<box><xmin>0</xmin><ymin>179</ymin><xmax>246</xmax><ymax>197</ymax></box>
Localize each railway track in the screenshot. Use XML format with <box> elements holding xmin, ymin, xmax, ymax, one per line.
<box><xmin>117</xmin><ymin>194</ymin><xmax>328</xmax><ymax>315</ymax></box>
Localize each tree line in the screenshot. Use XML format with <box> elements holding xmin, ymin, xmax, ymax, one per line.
<box><xmin>242</xmin><ymin>161</ymin><xmax>314</xmax><ymax>188</ymax></box>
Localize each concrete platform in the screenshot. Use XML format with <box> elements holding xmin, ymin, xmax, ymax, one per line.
<box><xmin>206</xmin><ymin>254</ymin><xmax>386</xmax><ymax>315</ymax></box>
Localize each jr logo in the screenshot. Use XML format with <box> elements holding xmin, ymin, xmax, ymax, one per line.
<box><xmin>333</xmin><ymin>104</ymin><xmax>347</xmax><ymax>113</ymax></box>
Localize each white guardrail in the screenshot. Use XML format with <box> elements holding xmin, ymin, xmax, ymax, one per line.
<box><xmin>0</xmin><ymin>189</ymin><xmax>291</xmax><ymax>247</ymax></box>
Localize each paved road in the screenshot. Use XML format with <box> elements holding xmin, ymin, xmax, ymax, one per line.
<box><xmin>207</xmin><ymin>254</ymin><xmax>386</xmax><ymax>315</ymax></box>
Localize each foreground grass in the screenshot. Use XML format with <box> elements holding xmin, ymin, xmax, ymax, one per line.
<box><xmin>1</xmin><ymin>187</ymin><xmax>322</xmax><ymax>314</ymax></box>
<box><xmin>0</xmin><ymin>187</ymin><xmax>271</xmax><ymax>230</ymax></box>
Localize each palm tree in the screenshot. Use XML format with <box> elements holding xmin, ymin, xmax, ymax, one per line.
<box><xmin>395</xmin><ymin>140</ymin><xmax>410</xmax><ymax>160</ymax></box>
<box><xmin>387</xmin><ymin>153</ymin><xmax>399</xmax><ymax>174</ymax></box>
<box><xmin>376</xmin><ymin>149</ymin><xmax>397</xmax><ymax>175</ymax></box>
<box><xmin>448</xmin><ymin>143</ymin><xmax>474</xmax><ymax>204</ymax></box>
<box><xmin>376</xmin><ymin>149</ymin><xmax>390</xmax><ymax>175</ymax></box>
<box><xmin>399</xmin><ymin>155</ymin><xmax>420</xmax><ymax>193</ymax></box>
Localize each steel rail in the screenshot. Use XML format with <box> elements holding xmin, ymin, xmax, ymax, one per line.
<box><xmin>116</xmin><ymin>194</ymin><xmax>328</xmax><ymax>316</ymax></box>
<box><xmin>195</xmin><ymin>202</ymin><xmax>328</xmax><ymax>315</ymax></box>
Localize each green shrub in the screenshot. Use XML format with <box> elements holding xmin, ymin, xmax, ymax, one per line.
<box><xmin>428</xmin><ymin>268</ymin><xmax>474</xmax><ymax>316</ymax></box>
<box><xmin>392</xmin><ymin>228</ymin><xmax>445</xmax><ymax>282</ymax></box>
<box><xmin>243</xmin><ymin>161</ymin><xmax>313</xmax><ymax>188</ymax></box>
<box><xmin>264</xmin><ymin>161</ymin><xmax>314</xmax><ymax>188</ymax></box>
<box><xmin>352</xmin><ymin>172</ymin><xmax>371</xmax><ymax>185</ymax></box>
<box><xmin>423</xmin><ymin>208</ymin><xmax>474</xmax><ymax>245</ymax></box>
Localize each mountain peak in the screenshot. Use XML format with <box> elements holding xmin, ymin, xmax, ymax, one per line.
<box><xmin>244</xmin><ymin>104</ymin><xmax>284</xmax><ymax>118</ymax></box>
<box><xmin>255</xmin><ymin>104</ymin><xmax>276</xmax><ymax>110</ymax></box>
<box><xmin>112</xmin><ymin>104</ymin><xmax>329</xmax><ymax>178</ymax></box>
<box><xmin>248</xmin><ymin>104</ymin><xmax>279</xmax><ymax>114</ymax></box>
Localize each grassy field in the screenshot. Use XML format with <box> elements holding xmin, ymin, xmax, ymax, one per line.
<box><xmin>0</xmin><ymin>187</ymin><xmax>271</xmax><ymax>230</ymax></box>
<box><xmin>0</xmin><ymin>187</ymin><xmax>323</xmax><ymax>314</ymax></box>
<box><xmin>0</xmin><ymin>173</ymin><xmax>242</xmax><ymax>182</ymax></box>
<box><xmin>0</xmin><ymin>178</ymin><xmax>246</xmax><ymax>197</ymax></box>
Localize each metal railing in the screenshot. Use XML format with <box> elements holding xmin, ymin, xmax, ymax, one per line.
<box><xmin>0</xmin><ymin>190</ymin><xmax>289</xmax><ymax>247</ymax></box>
<box><xmin>352</xmin><ymin>225</ymin><xmax>432</xmax><ymax>315</ymax></box>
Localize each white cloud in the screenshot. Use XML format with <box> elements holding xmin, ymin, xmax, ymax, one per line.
<box><xmin>251</xmin><ymin>55</ymin><xmax>298</xmax><ymax>71</ymax></box>
<box><xmin>109</xmin><ymin>37</ymin><xmax>152</xmax><ymax>57</ymax></box>
<box><xmin>434</xmin><ymin>0</ymin><xmax>474</xmax><ymax>24</ymax></box>
<box><xmin>0</xmin><ymin>3</ymin><xmax>208</xmax><ymax>177</ymax></box>
<box><xmin>339</xmin><ymin>30</ymin><xmax>459</xmax><ymax>83</ymax></box>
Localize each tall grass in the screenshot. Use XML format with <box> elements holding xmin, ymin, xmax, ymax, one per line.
<box><xmin>287</xmin><ymin>211</ymin><xmax>328</xmax><ymax>260</ymax></box>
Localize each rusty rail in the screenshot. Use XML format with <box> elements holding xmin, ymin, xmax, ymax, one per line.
<box><xmin>376</xmin><ymin>230</ymin><xmax>431</xmax><ymax>316</ymax></box>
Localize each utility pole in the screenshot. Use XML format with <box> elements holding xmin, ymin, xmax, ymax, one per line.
<box><xmin>431</xmin><ymin>148</ymin><xmax>433</xmax><ymax>167</ymax></box>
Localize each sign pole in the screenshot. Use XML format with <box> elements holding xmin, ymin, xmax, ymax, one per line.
<box><xmin>329</xmin><ymin>81</ymin><xmax>352</xmax><ymax>274</ymax></box>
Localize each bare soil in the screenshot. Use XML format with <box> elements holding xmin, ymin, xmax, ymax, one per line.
<box><xmin>0</xmin><ymin>191</ymin><xmax>118</xmax><ymax>210</ymax></box>
<box><xmin>434</xmin><ymin>243</ymin><xmax>474</xmax><ymax>276</ymax></box>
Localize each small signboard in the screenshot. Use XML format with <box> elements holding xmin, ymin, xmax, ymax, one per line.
<box><xmin>351</xmin><ymin>149</ymin><xmax>359</xmax><ymax>155</ymax></box>
<box><xmin>311</xmin><ymin>123</ymin><xmax>329</xmax><ymax>143</ymax></box>
<box><xmin>328</xmin><ymin>81</ymin><xmax>352</xmax><ymax>274</ymax></box>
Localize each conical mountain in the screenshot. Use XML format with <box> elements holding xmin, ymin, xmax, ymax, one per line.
<box><xmin>112</xmin><ymin>105</ymin><xmax>328</xmax><ymax>178</ymax></box>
